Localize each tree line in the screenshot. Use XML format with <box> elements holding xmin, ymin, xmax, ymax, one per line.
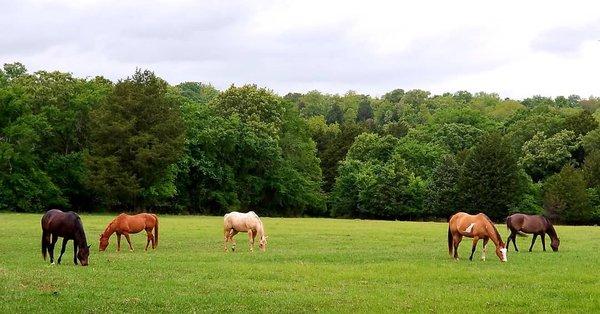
<box><xmin>1</xmin><ymin>63</ymin><xmax>599</xmax><ymax>224</ymax></box>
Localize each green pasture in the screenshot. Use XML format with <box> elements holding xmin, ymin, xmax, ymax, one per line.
<box><xmin>1</xmin><ymin>213</ymin><xmax>599</xmax><ymax>313</ymax></box>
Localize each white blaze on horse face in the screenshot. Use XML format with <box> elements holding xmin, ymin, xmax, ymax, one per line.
<box><xmin>500</xmin><ymin>248</ymin><xmax>507</xmax><ymax>262</ymax></box>
<box><xmin>463</xmin><ymin>223</ymin><xmax>475</xmax><ymax>233</ymax></box>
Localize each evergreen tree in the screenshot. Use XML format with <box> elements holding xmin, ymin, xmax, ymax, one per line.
<box><xmin>543</xmin><ymin>165</ymin><xmax>591</xmax><ymax>224</ymax></box>
<box><xmin>459</xmin><ymin>132</ymin><xmax>523</xmax><ymax>221</ymax></box>
<box><xmin>86</xmin><ymin>69</ymin><xmax>185</xmax><ymax>209</ymax></box>
<box><xmin>426</xmin><ymin>155</ymin><xmax>461</xmax><ymax>219</ymax></box>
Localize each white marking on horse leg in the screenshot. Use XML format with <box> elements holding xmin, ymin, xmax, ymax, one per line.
<box><xmin>481</xmin><ymin>244</ymin><xmax>487</xmax><ymax>261</ymax></box>
<box><xmin>464</xmin><ymin>223</ymin><xmax>475</xmax><ymax>233</ymax></box>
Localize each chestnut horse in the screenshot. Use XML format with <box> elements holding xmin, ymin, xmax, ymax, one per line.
<box><xmin>223</xmin><ymin>211</ymin><xmax>268</xmax><ymax>252</ymax></box>
<box><xmin>99</xmin><ymin>213</ymin><xmax>158</xmax><ymax>252</ymax></box>
<box><xmin>41</xmin><ymin>209</ymin><xmax>90</xmax><ymax>266</ymax></box>
<box><xmin>448</xmin><ymin>212</ymin><xmax>507</xmax><ymax>262</ymax></box>
<box><xmin>506</xmin><ymin>213</ymin><xmax>560</xmax><ymax>252</ymax></box>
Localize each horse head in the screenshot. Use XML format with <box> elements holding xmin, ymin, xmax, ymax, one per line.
<box><xmin>495</xmin><ymin>243</ymin><xmax>507</xmax><ymax>262</ymax></box>
<box><xmin>551</xmin><ymin>237</ymin><xmax>560</xmax><ymax>252</ymax></box>
<box><xmin>78</xmin><ymin>244</ymin><xmax>91</xmax><ymax>266</ymax></box>
<box><xmin>259</xmin><ymin>235</ymin><xmax>268</xmax><ymax>252</ymax></box>
<box><xmin>99</xmin><ymin>234</ymin><xmax>109</xmax><ymax>252</ymax></box>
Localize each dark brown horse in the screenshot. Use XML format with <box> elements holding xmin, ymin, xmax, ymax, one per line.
<box><xmin>41</xmin><ymin>209</ymin><xmax>90</xmax><ymax>266</ymax></box>
<box><xmin>506</xmin><ymin>213</ymin><xmax>559</xmax><ymax>252</ymax></box>
<box><xmin>448</xmin><ymin>212</ymin><xmax>507</xmax><ymax>262</ymax></box>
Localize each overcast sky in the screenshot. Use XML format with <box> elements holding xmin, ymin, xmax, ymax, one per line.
<box><xmin>2</xmin><ymin>0</ymin><xmax>599</xmax><ymax>99</ymax></box>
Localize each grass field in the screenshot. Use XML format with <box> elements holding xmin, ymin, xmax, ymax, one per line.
<box><xmin>1</xmin><ymin>213</ymin><xmax>599</xmax><ymax>313</ymax></box>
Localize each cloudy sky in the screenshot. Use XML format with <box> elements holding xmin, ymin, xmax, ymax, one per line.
<box><xmin>2</xmin><ymin>0</ymin><xmax>599</xmax><ymax>99</ymax></box>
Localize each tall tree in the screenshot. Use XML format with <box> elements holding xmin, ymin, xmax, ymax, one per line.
<box><xmin>543</xmin><ymin>165</ymin><xmax>591</xmax><ymax>224</ymax></box>
<box><xmin>86</xmin><ymin>69</ymin><xmax>185</xmax><ymax>209</ymax></box>
<box><xmin>426</xmin><ymin>154</ymin><xmax>461</xmax><ymax>219</ymax></box>
<box><xmin>459</xmin><ymin>132</ymin><xmax>523</xmax><ymax>221</ymax></box>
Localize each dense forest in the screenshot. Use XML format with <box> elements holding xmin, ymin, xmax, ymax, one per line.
<box><xmin>1</xmin><ymin>62</ymin><xmax>599</xmax><ymax>223</ymax></box>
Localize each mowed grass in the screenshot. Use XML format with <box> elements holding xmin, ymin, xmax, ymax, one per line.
<box><xmin>1</xmin><ymin>213</ymin><xmax>599</xmax><ymax>313</ymax></box>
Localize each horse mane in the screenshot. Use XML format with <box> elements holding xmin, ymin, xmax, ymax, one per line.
<box><xmin>481</xmin><ymin>214</ymin><xmax>503</xmax><ymax>244</ymax></box>
<box><xmin>73</xmin><ymin>215</ymin><xmax>88</xmax><ymax>247</ymax></box>
<box><xmin>543</xmin><ymin>216</ymin><xmax>558</xmax><ymax>238</ymax></box>
<box><xmin>102</xmin><ymin>218</ymin><xmax>117</xmax><ymax>237</ymax></box>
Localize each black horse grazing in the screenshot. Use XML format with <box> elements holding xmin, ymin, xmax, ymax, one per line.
<box><xmin>41</xmin><ymin>209</ymin><xmax>90</xmax><ymax>266</ymax></box>
<box><xmin>506</xmin><ymin>213</ymin><xmax>560</xmax><ymax>252</ymax></box>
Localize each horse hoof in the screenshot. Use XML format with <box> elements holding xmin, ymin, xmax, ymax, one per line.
<box><xmin>50</xmin><ymin>262</ymin><xmax>55</xmax><ymax>265</ymax></box>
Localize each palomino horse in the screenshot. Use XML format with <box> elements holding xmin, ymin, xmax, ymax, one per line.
<box><xmin>448</xmin><ymin>212</ymin><xmax>507</xmax><ymax>262</ymax></box>
<box><xmin>99</xmin><ymin>213</ymin><xmax>159</xmax><ymax>252</ymax></box>
<box><xmin>223</xmin><ymin>211</ymin><xmax>268</xmax><ymax>252</ymax></box>
<box><xmin>41</xmin><ymin>209</ymin><xmax>90</xmax><ymax>266</ymax></box>
<box><xmin>506</xmin><ymin>213</ymin><xmax>560</xmax><ymax>252</ymax></box>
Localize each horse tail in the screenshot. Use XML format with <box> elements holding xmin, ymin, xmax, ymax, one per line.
<box><xmin>505</xmin><ymin>216</ymin><xmax>511</xmax><ymax>230</ymax></box>
<box><xmin>448</xmin><ymin>226</ymin><xmax>453</xmax><ymax>256</ymax></box>
<box><xmin>152</xmin><ymin>214</ymin><xmax>159</xmax><ymax>247</ymax></box>
<box><xmin>42</xmin><ymin>231</ymin><xmax>49</xmax><ymax>260</ymax></box>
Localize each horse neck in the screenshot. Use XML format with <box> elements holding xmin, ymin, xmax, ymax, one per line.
<box><xmin>101</xmin><ymin>222</ymin><xmax>116</xmax><ymax>239</ymax></box>
<box><xmin>74</xmin><ymin>221</ymin><xmax>88</xmax><ymax>248</ymax></box>
<box><xmin>544</xmin><ymin>219</ymin><xmax>558</xmax><ymax>240</ymax></box>
<box><xmin>485</xmin><ymin>219</ymin><xmax>504</xmax><ymax>249</ymax></box>
<box><xmin>255</xmin><ymin>221</ymin><xmax>265</xmax><ymax>239</ymax></box>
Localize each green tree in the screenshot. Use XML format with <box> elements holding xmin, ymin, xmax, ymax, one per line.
<box><xmin>356</xmin><ymin>98</ymin><xmax>374</xmax><ymax>122</ymax></box>
<box><xmin>582</xmin><ymin>128</ymin><xmax>600</xmax><ymax>153</ymax></box>
<box><xmin>543</xmin><ymin>165</ymin><xmax>591</xmax><ymax>224</ymax></box>
<box><xmin>326</xmin><ymin>103</ymin><xmax>344</xmax><ymax>124</ymax></box>
<box><xmin>394</xmin><ymin>139</ymin><xmax>446</xmax><ymax>179</ymax></box>
<box><xmin>426</xmin><ymin>154</ymin><xmax>461</xmax><ymax>219</ymax></box>
<box><xmin>459</xmin><ymin>132</ymin><xmax>523</xmax><ymax>221</ymax></box>
<box><xmin>520</xmin><ymin>130</ymin><xmax>578</xmax><ymax>182</ymax></box>
<box><xmin>383</xmin><ymin>88</ymin><xmax>404</xmax><ymax>103</ymax></box>
<box><xmin>175</xmin><ymin>82</ymin><xmax>219</xmax><ymax>105</ymax></box>
<box><xmin>564</xmin><ymin>110</ymin><xmax>599</xmax><ymax>136</ymax></box>
<box><xmin>86</xmin><ymin>69</ymin><xmax>185</xmax><ymax>209</ymax></box>
<box><xmin>583</xmin><ymin>151</ymin><xmax>600</xmax><ymax>189</ymax></box>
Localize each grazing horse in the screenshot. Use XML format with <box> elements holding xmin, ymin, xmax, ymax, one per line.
<box><xmin>41</xmin><ymin>209</ymin><xmax>90</xmax><ymax>266</ymax></box>
<box><xmin>99</xmin><ymin>213</ymin><xmax>159</xmax><ymax>252</ymax></box>
<box><xmin>448</xmin><ymin>212</ymin><xmax>507</xmax><ymax>262</ymax></box>
<box><xmin>506</xmin><ymin>213</ymin><xmax>560</xmax><ymax>252</ymax></box>
<box><xmin>223</xmin><ymin>211</ymin><xmax>268</xmax><ymax>252</ymax></box>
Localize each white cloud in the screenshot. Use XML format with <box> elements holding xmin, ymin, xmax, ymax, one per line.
<box><xmin>1</xmin><ymin>0</ymin><xmax>599</xmax><ymax>98</ymax></box>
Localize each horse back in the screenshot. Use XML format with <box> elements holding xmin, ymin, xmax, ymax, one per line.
<box><xmin>41</xmin><ymin>209</ymin><xmax>82</xmax><ymax>237</ymax></box>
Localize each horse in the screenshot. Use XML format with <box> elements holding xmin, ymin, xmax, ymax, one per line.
<box><xmin>223</xmin><ymin>211</ymin><xmax>268</xmax><ymax>252</ymax></box>
<box><xmin>99</xmin><ymin>213</ymin><xmax>159</xmax><ymax>252</ymax></box>
<box><xmin>41</xmin><ymin>209</ymin><xmax>90</xmax><ymax>266</ymax></box>
<box><xmin>506</xmin><ymin>213</ymin><xmax>560</xmax><ymax>252</ymax></box>
<box><xmin>448</xmin><ymin>212</ymin><xmax>507</xmax><ymax>262</ymax></box>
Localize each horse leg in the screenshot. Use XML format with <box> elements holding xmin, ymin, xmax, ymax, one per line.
<box><xmin>73</xmin><ymin>241</ymin><xmax>78</xmax><ymax>265</ymax></box>
<box><xmin>223</xmin><ymin>229</ymin><xmax>230</xmax><ymax>252</ymax></box>
<box><xmin>248</xmin><ymin>229</ymin><xmax>254</xmax><ymax>252</ymax></box>
<box><xmin>512</xmin><ymin>233</ymin><xmax>519</xmax><ymax>252</ymax></box>
<box><xmin>529</xmin><ymin>234</ymin><xmax>538</xmax><ymax>252</ymax></box>
<box><xmin>469</xmin><ymin>237</ymin><xmax>479</xmax><ymax>261</ymax></box>
<box><xmin>541</xmin><ymin>233</ymin><xmax>546</xmax><ymax>251</ymax></box>
<box><xmin>145</xmin><ymin>229</ymin><xmax>153</xmax><ymax>251</ymax></box>
<box><xmin>453</xmin><ymin>235</ymin><xmax>462</xmax><ymax>260</ymax></box>
<box><xmin>117</xmin><ymin>233</ymin><xmax>122</xmax><ymax>252</ymax></box>
<box><xmin>230</xmin><ymin>230</ymin><xmax>238</xmax><ymax>252</ymax></box>
<box><xmin>481</xmin><ymin>238</ymin><xmax>489</xmax><ymax>261</ymax></box>
<box><xmin>57</xmin><ymin>238</ymin><xmax>68</xmax><ymax>265</ymax></box>
<box><xmin>49</xmin><ymin>234</ymin><xmax>59</xmax><ymax>264</ymax></box>
<box><xmin>124</xmin><ymin>233</ymin><xmax>134</xmax><ymax>251</ymax></box>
